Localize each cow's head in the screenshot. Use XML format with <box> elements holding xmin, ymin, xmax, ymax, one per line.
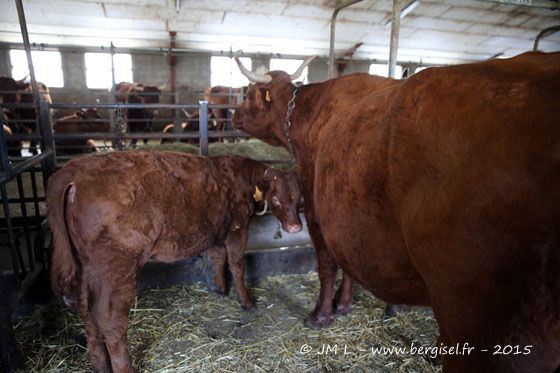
<box><xmin>76</xmin><ymin>108</ymin><xmax>101</xmax><ymax>120</ymax></box>
<box><xmin>233</xmin><ymin>56</ymin><xmax>315</xmax><ymax>147</ymax></box>
<box><xmin>257</xmin><ymin>168</ymin><xmax>302</xmax><ymax>233</ymax></box>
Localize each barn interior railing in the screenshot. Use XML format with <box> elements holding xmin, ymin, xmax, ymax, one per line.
<box><xmin>0</xmin><ymin>95</ymin><xmax>293</xmax><ymax>371</ymax></box>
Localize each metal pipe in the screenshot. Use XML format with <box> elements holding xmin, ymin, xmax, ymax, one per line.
<box><xmin>170</xmin><ymin>31</ymin><xmax>182</xmax><ymax>134</ymax></box>
<box><xmin>50</xmin><ymin>131</ymin><xmax>249</xmax><ymax>141</ymax></box>
<box><xmin>388</xmin><ymin>0</ymin><xmax>402</xmax><ymax>78</ymax></box>
<box><xmin>16</xmin><ymin>175</ymin><xmax>34</xmax><ymax>271</ymax></box>
<box><xmin>0</xmin><ymin>150</ymin><xmax>54</xmax><ymax>185</ymax></box>
<box><xmin>329</xmin><ymin>0</ymin><xmax>363</xmax><ymax>79</ymax></box>
<box><xmin>0</xmin><ymin>113</ymin><xmax>12</xmax><ymax>178</ymax></box>
<box><xmin>15</xmin><ymin>0</ymin><xmax>56</xmax><ymax>176</ymax></box>
<box><xmin>1</xmin><ymin>184</ymin><xmax>20</xmax><ymax>276</ymax></box>
<box><xmin>473</xmin><ymin>0</ymin><xmax>559</xmax><ymax>9</ymax></box>
<box><xmin>198</xmin><ymin>100</ymin><xmax>209</xmax><ymax>156</ymax></box>
<box><xmin>533</xmin><ymin>24</ymin><xmax>560</xmax><ymax>50</ymax></box>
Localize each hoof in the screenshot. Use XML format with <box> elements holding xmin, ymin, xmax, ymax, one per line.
<box><xmin>304</xmin><ymin>313</ymin><xmax>334</xmax><ymax>329</ymax></box>
<box><xmin>214</xmin><ymin>287</ymin><xmax>226</xmax><ymax>296</ymax></box>
<box><xmin>334</xmin><ymin>302</ymin><xmax>353</xmax><ymax>316</ymax></box>
<box><xmin>240</xmin><ymin>302</ymin><xmax>257</xmax><ymax>312</ymax></box>
<box><xmin>384</xmin><ymin>304</ymin><xmax>397</xmax><ymax>319</ymax></box>
<box><xmin>75</xmin><ymin>332</ymin><xmax>87</xmax><ymax>348</ymax></box>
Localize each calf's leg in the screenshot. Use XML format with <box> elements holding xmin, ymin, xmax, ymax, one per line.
<box><xmin>225</xmin><ymin>227</ymin><xmax>253</xmax><ymax>310</ymax></box>
<box><xmin>86</xmin><ymin>253</ymin><xmax>138</xmax><ymax>373</ymax></box>
<box><xmin>79</xmin><ymin>273</ymin><xmax>111</xmax><ymax>372</ymax></box>
<box><xmin>208</xmin><ymin>245</ymin><xmax>227</xmax><ymax>295</ymax></box>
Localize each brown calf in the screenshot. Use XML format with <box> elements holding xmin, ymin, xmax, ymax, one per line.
<box><xmin>47</xmin><ymin>151</ymin><xmax>302</xmax><ymax>372</ymax></box>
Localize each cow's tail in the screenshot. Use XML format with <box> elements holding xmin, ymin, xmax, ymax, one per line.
<box><xmin>46</xmin><ymin>177</ymin><xmax>79</xmax><ymax>308</ymax></box>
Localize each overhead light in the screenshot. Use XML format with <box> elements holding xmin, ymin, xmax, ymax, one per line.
<box><xmin>384</xmin><ymin>0</ymin><xmax>421</xmax><ymax>27</ymax></box>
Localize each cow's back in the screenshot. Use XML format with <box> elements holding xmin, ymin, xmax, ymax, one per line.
<box><xmin>309</xmin><ymin>51</ymin><xmax>560</xmax><ymax>370</ymax></box>
<box><xmin>57</xmin><ymin>151</ymin><xmax>230</xmax><ymax>263</ymax></box>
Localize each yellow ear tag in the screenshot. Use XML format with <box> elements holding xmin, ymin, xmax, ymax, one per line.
<box><xmin>265</xmin><ymin>90</ymin><xmax>271</xmax><ymax>102</ymax></box>
<box><xmin>253</xmin><ymin>186</ymin><xmax>263</xmax><ymax>202</ymax></box>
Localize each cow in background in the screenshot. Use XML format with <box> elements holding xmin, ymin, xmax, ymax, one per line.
<box><xmin>0</xmin><ymin>76</ymin><xmax>52</xmax><ymax>155</ymax></box>
<box><xmin>114</xmin><ymin>82</ymin><xmax>162</xmax><ymax>146</ymax></box>
<box><xmin>1</xmin><ymin>111</ymin><xmax>24</xmax><ymax>157</ymax></box>
<box><xmin>53</xmin><ymin>108</ymin><xmax>109</xmax><ymax>155</ymax></box>
<box><xmin>47</xmin><ymin>151</ymin><xmax>302</xmax><ymax>372</ymax></box>
<box><xmin>204</xmin><ymin>85</ymin><xmax>247</xmax><ymax>131</ymax></box>
<box><xmin>159</xmin><ymin>109</ymin><xmax>222</xmax><ymax>145</ymax></box>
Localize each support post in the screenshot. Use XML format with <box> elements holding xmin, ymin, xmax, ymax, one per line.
<box><xmin>15</xmin><ymin>0</ymin><xmax>56</xmax><ymax>175</ymax></box>
<box><xmin>329</xmin><ymin>0</ymin><xmax>363</xmax><ymax>79</ymax></box>
<box><xmin>199</xmin><ymin>100</ymin><xmax>209</xmax><ymax>156</ymax></box>
<box><xmin>388</xmin><ymin>0</ymin><xmax>402</xmax><ymax>78</ymax></box>
<box><xmin>170</xmin><ymin>31</ymin><xmax>181</xmax><ymax>134</ymax></box>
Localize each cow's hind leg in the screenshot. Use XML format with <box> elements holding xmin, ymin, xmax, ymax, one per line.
<box><xmin>225</xmin><ymin>227</ymin><xmax>254</xmax><ymax>310</ymax></box>
<box><xmin>208</xmin><ymin>245</ymin><xmax>227</xmax><ymax>295</ymax></box>
<box><xmin>79</xmin><ymin>274</ymin><xmax>111</xmax><ymax>372</ymax></box>
<box><xmin>333</xmin><ymin>271</ymin><xmax>353</xmax><ymax>316</ymax></box>
<box><xmin>87</xmin><ymin>253</ymin><xmax>139</xmax><ymax>373</ymax></box>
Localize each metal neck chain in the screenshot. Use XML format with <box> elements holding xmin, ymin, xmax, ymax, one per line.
<box><xmin>284</xmin><ymin>85</ymin><xmax>298</xmax><ymax>169</ymax></box>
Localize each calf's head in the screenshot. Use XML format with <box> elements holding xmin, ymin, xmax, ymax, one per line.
<box><xmin>232</xmin><ymin>56</ymin><xmax>315</xmax><ymax>147</ymax></box>
<box><xmin>257</xmin><ymin>168</ymin><xmax>302</xmax><ymax>234</ymax></box>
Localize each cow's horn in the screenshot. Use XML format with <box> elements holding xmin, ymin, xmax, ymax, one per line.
<box><xmin>182</xmin><ymin>108</ymin><xmax>193</xmax><ymax>118</ymax></box>
<box><xmin>290</xmin><ymin>56</ymin><xmax>317</xmax><ymax>81</ymax></box>
<box><xmin>235</xmin><ymin>57</ymin><xmax>272</xmax><ymax>84</ymax></box>
<box><xmin>158</xmin><ymin>79</ymin><xmax>170</xmax><ymax>90</ymax></box>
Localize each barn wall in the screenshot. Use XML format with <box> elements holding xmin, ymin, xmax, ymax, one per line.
<box><xmin>132</xmin><ymin>54</ymin><xmax>170</xmax><ymax>87</ymax></box>
<box><xmin>251</xmin><ymin>56</ymin><xmax>270</xmax><ymax>75</ymax></box>
<box><xmin>307</xmin><ymin>58</ymin><xmax>329</xmax><ymax>83</ymax></box>
<box><xmin>1</xmin><ymin>46</ymin><xmax>394</xmax><ymax>120</ymax></box>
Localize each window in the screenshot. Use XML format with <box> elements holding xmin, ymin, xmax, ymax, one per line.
<box><xmin>270</xmin><ymin>58</ymin><xmax>309</xmax><ymax>84</ymax></box>
<box><xmin>369</xmin><ymin>63</ymin><xmax>403</xmax><ymax>79</ymax></box>
<box><xmin>85</xmin><ymin>53</ymin><xmax>132</xmax><ymax>89</ymax></box>
<box><xmin>211</xmin><ymin>56</ymin><xmax>251</xmax><ymax>88</ymax></box>
<box><xmin>10</xmin><ymin>49</ymin><xmax>64</xmax><ymax>88</ymax></box>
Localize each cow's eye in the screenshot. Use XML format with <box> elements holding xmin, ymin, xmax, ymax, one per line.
<box><xmin>272</xmin><ymin>196</ymin><xmax>281</xmax><ymax>207</ymax></box>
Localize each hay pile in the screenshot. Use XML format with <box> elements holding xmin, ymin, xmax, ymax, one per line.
<box><xmin>142</xmin><ymin>139</ymin><xmax>292</xmax><ymax>166</ymax></box>
<box><xmin>14</xmin><ymin>273</ymin><xmax>440</xmax><ymax>372</ymax></box>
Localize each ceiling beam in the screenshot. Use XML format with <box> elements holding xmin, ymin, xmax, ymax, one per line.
<box><xmin>473</xmin><ymin>0</ymin><xmax>559</xmax><ymax>9</ymax></box>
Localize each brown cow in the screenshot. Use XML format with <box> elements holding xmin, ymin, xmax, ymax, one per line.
<box><xmin>115</xmin><ymin>82</ymin><xmax>162</xmax><ymax>146</ymax></box>
<box><xmin>204</xmin><ymin>85</ymin><xmax>246</xmax><ymax>131</ymax></box>
<box><xmin>159</xmin><ymin>116</ymin><xmax>220</xmax><ymax>145</ymax></box>
<box><xmin>2</xmin><ymin>112</ymin><xmax>22</xmax><ymax>157</ymax></box>
<box><xmin>233</xmin><ymin>52</ymin><xmax>560</xmax><ymax>372</ymax></box>
<box><xmin>47</xmin><ymin>151</ymin><xmax>302</xmax><ymax>372</ymax></box>
<box><xmin>53</xmin><ymin>109</ymin><xmax>108</xmax><ymax>155</ymax></box>
<box><xmin>0</xmin><ymin>77</ymin><xmax>52</xmax><ymax>155</ymax></box>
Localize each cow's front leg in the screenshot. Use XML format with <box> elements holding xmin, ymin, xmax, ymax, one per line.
<box><xmin>333</xmin><ymin>272</ymin><xmax>353</xmax><ymax>316</ymax></box>
<box><xmin>304</xmin><ymin>212</ymin><xmax>337</xmax><ymax>329</ymax></box>
<box><xmin>225</xmin><ymin>225</ymin><xmax>254</xmax><ymax>310</ymax></box>
<box><xmin>208</xmin><ymin>245</ymin><xmax>227</xmax><ymax>295</ymax></box>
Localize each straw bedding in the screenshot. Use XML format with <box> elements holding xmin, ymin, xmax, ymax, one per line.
<box><xmin>14</xmin><ymin>273</ymin><xmax>440</xmax><ymax>372</ymax></box>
